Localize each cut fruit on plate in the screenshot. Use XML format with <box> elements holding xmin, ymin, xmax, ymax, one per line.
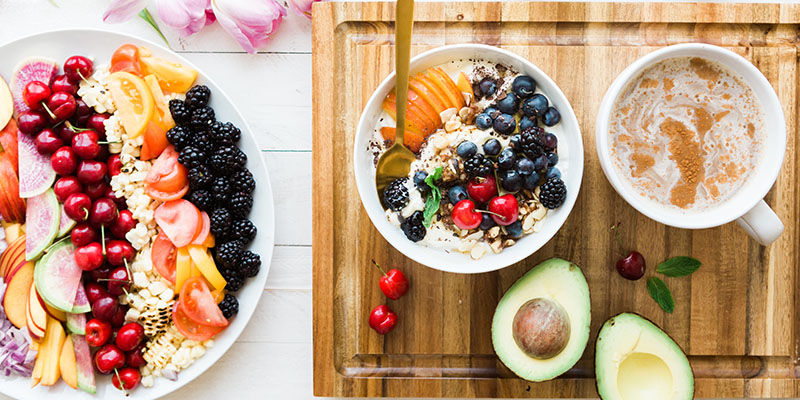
<box><xmin>72</xmin><ymin>334</ymin><xmax>96</xmax><ymax>394</ymax></box>
<box><xmin>40</xmin><ymin>317</ymin><xmax>65</xmax><ymax>386</ymax></box>
<box><xmin>59</xmin><ymin>335</ymin><xmax>78</xmax><ymax>389</ymax></box>
<box><xmin>0</xmin><ymin>74</ymin><xmax>13</xmax><ymax>128</ymax></box>
<box><xmin>57</xmin><ymin>204</ymin><xmax>77</xmax><ymax>238</ymax></box>
<box><xmin>9</xmin><ymin>57</ymin><xmax>58</xmax><ymax>116</ymax></box>
<box><xmin>139</xmin><ymin>55</ymin><xmax>198</xmax><ymax>93</ymax></box>
<box><xmin>3</xmin><ymin>260</ymin><xmax>33</xmax><ymax>329</ymax></box>
<box><xmin>107</xmin><ymin>71</ymin><xmax>154</xmax><ymax>138</ymax></box>
<box><xmin>66</xmin><ymin>312</ymin><xmax>86</xmax><ymax>335</ymax></box>
<box><xmin>27</xmin><ymin>282</ymin><xmax>48</xmax><ymax>339</ymax></box>
<box><xmin>36</xmin><ymin>286</ymin><xmax>66</xmax><ymax>322</ymax></box>
<box><xmin>0</xmin><ymin>118</ymin><xmax>20</xmax><ymax>176</ymax></box>
<box><xmin>34</xmin><ymin>240</ymin><xmax>82</xmax><ymax>313</ymax></box>
<box><xmin>0</xmin><ymin>235</ymin><xmax>25</xmax><ymax>280</ymax></box>
<box><xmin>17</xmin><ymin>129</ymin><xmax>55</xmax><ymax>199</ymax></box>
<box><xmin>25</xmin><ymin>189</ymin><xmax>59</xmax><ymax>261</ymax></box>
<box><xmin>70</xmin><ymin>283</ymin><xmax>90</xmax><ymax>314</ymax></box>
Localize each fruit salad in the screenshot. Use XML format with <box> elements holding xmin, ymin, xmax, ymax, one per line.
<box><xmin>371</xmin><ymin>60</ymin><xmax>569</xmax><ymax>260</ymax></box>
<box><xmin>0</xmin><ymin>44</ymin><xmax>260</xmax><ymax>394</ymax></box>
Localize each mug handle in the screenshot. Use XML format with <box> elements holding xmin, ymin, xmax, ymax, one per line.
<box><xmin>735</xmin><ymin>200</ymin><xmax>784</xmax><ymax>246</ymax></box>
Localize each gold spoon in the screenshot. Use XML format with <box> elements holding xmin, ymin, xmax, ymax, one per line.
<box><xmin>375</xmin><ymin>0</ymin><xmax>417</xmax><ymax>207</ymax></box>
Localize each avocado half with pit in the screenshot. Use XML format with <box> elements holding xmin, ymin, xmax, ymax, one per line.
<box><xmin>595</xmin><ymin>313</ymin><xmax>694</xmax><ymax>400</ymax></box>
<box><xmin>491</xmin><ymin>258</ymin><xmax>591</xmax><ymax>381</ymax></box>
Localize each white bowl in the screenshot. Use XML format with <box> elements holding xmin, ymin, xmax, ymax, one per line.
<box><xmin>353</xmin><ymin>44</ymin><xmax>584</xmax><ymax>274</ymax></box>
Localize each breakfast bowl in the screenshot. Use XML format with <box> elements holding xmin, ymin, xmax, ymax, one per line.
<box><xmin>353</xmin><ymin>44</ymin><xmax>583</xmax><ymax>274</ymax></box>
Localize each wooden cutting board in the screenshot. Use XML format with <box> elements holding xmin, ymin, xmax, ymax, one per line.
<box><xmin>312</xmin><ymin>2</ymin><xmax>800</xmax><ymax>398</ymax></box>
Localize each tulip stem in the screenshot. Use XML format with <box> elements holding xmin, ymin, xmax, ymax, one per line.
<box><xmin>139</xmin><ymin>8</ymin><xmax>170</xmax><ymax>47</ymax></box>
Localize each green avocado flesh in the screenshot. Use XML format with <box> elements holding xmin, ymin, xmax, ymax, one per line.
<box><xmin>595</xmin><ymin>313</ymin><xmax>694</xmax><ymax>400</ymax></box>
<box><xmin>491</xmin><ymin>258</ymin><xmax>591</xmax><ymax>382</ymax></box>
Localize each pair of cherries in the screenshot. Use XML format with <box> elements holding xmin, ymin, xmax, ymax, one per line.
<box><xmin>451</xmin><ymin>175</ymin><xmax>519</xmax><ymax>230</ymax></box>
<box><xmin>367</xmin><ymin>260</ymin><xmax>409</xmax><ymax>335</ymax></box>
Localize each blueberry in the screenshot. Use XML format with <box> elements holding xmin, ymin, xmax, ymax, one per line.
<box><xmin>534</xmin><ymin>155</ymin><xmax>549</xmax><ymax>172</ymax></box>
<box><xmin>546</xmin><ymin>152</ymin><xmax>559</xmax><ymax>166</ymax></box>
<box><xmin>475</xmin><ymin>114</ymin><xmax>493</xmax><ymax>130</ymax></box>
<box><xmin>479</xmin><ymin>213</ymin><xmax>496</xmax><ymax>230</ymax></box>
<box><xmin>509</xmin><ymin>135</ymin><xmax>522</xmax><ymax>151</ymax></box>
<box><xmin>448</xmin><ymin>186</ymin><xmax>469</xmax><ymax>205</ymax></box>
<box><xmin>497</xmin><ymin>148</ymin><xmax>517</xmax><ymax>170</ymax></box>
<box><xmin>413</xmin><ymin>170</ymin><xmax>430</xmax><ymax>194</ymax></box>
<box><xmin>519</xmin><ymin>117</ymin><xmax>537</xmax><ymax>132</ymax></box>
<box><xmin>523</xmin><ymin>172</ymin><xmax>541</xmax><ymax>190</ymax></box>
<box><xmin>542</xmin><ymin>107</ymin><xmax>561</xmax><ymax>126</ymax></box>
<box><xmin>546</xmin><ymin>167</ymin><xmax>562</xmax><ymax>180</ymax></box>
<box><xmin>543</xmin><ymin>132</ymin><xmax>558</xmax><ymax>150</ymax></box>
<box><xmin>505</xmin><ymin>220</ymin><xmax>523</xmax><ymax>239</ymax></box>
<box><xmin>478</xmin><ymin>78</ymin><xmax>497</xmax><ymax>98</ymax></box>
<box><xmin>457</xmin><ymin>141</ymin><xmax>478</xmax><ymax>159</ymax></box>
<box><xmin>496</xmin><ymin>93</ymin><xmax>519</xmax><ymax>114</ymax></box>
<box><xmin>501</xmin><ymin>170</ymin><xmax>523</xmax><ymax>193</ymax></box>
<box><xmin>522</xmin><ymin>94</ymin><xmax>549</xmax><ymax>117</ymax></box>
<box><xmin>515</xmin><ymin>158</ymin><xmax>534</xmax><ymax>175</ymax></box>
<box><xmin>484</xmin><ymin>106</ymin><xmax>498</xmax><ymax>117</ymax></box>
<box><xmin>512</xmin><ymin>76</ymin><xmax>536</xmax><ymax>98</ymax></box>
<box><xmin>483</xmin><ymin>138</ymin><xmax>501</xmax><ymax>156</ymax></box>
<box><xmin>493</xmin><ymin>113</ymin><xmax>516</xmax><ymax>136</ymax></box>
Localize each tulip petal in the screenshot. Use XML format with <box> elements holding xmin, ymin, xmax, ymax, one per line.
<box><xmin>287</xmin><ymin>0</ymin><xmax>319</xmax><ymax>19</ymax></box>
<box><xmin>212</xmin><ymin>0</ymin><xmax>287</xmax><ymax>53</ymax></box>
<box><xmin>155</xmin><ymin>0</ymin><xmax>212</xmax><ymax>37</ymax></box>
<box><xmin>102</xmin><ymin>0</ymin><xmax>147</xmax><ymax>23</ymax></box>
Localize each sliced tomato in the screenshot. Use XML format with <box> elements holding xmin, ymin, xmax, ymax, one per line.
<box><xmin>191</xmin><ymin>212</ymin><xmax>210</xmax><ymax>246</ymax></box>
<box><xmin>140</xmin><ymin>121</ymin><xmax>169</xmax><ymax>161</ymax></box>
<box><xmin>154</xmin><ymin>200</ymin><xmax>201</xmax><ymax>247</ymax></box>
<box><xmin>172</xmin><ymin>301</ymin><xmax>225</xmax><ymax>342</ymax></box>
<box><xmin>110</xmin><ymin>44</ymin><xmax>141</xmax><ymax>75</ymax></box>
<box><xmin>151</xmin><ymin>231</ymin><xmax>177</xmax><ymax>284</ymax></box>
<box><xmin>179</xmin><ymin>277</ymin><xmax>229</xmax><ymax>327</ymax></box>
<box><xmin>146</xmin><ymin>145</ymin><xmax>188</xmax><ymax>193</ymax></box>
<box><xmin>145</xmin><ymin>184</ymin><xmax>189</xmax><ymax>202</ymax></box>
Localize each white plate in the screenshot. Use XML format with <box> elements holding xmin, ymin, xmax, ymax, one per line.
<box><xmin>0</xmin><ymin>29</ymin><xmax>275</xmax><ymax>399</ymax></box>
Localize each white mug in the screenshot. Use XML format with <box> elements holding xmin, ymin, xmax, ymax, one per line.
<box><xmin>595</xmin><ymin>43</ymin><xmax>786</xmax><ymax>246</ymax></box>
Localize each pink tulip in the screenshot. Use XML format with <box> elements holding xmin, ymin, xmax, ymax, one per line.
<box><xmin>211</xmin><ymin>0</ymin><xmax>287</xmax><ymax>54</ymax></box>
<box><xmin>286</xmin><ymin>0</ymin><xmax>320</xmax><ymax>19</ymax></box>
<box><xmin>155</xmin><ymin>0</ymin><xmax>215</xmax><ymax>37</ymax></box>
<box><xmin>102</xmin><ymin>0</ymin><xmax>147</xmax><ymax>23</ymax></box>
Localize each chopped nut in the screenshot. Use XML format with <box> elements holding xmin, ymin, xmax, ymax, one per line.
<box><xmin>458</xmin><ymin>106</ymin><xmax>474</xmax><ymax>123</ymax></box>
<box><xmin>470</xmin><ymin>245</ymin><xmax>486</xmax><ymax>260</ymax></box>
<box><xmin>465</xmin><ymin>231</ymin><xmax>483</xmax><ymax>241</ymax></box>
<box><xmin>431</xmin><ymin>134</ymin><xmax>450</xmax><ymax>150</ymax></box>
<box><xmin>488</xmin><ymin>226</ymin><xmax>501</xmax><ymax>238</ymax></box>
<box><xmin>458</xmin><ymin>239</ymin><xmax>473</xmax><ymax>252</ymax></box>
<box><xmin>490</xmin><ymin>239</ymin><xmax>503</xmax><ymax>253</ymax></box>
<box><xmin>503</xmin><ymin>239</ymin><xmax>516</xmax><ymax>248</ymax></box>
<box><xmin>523</xmin><ymin>213</ymin><xmax>536</xmax><ymax>231</ymax></box>
<box><xmin>440</xmin><ymin>108</ymin><xmax>457</xmax><ymax>122</ymax></box>
<box><xmin>532</xmin><ymin>218</ymin><xmax>545</xmax><ymax>232</ymax></box>
<box><xmin>531</xmin><ymin>206</ymin><xmax>547</xmax><ymax>220</ymax></box>
<box><xmin>444</xmin><ymin>119</ymin><xmax>462</xmax><ymax>132</ymax></box>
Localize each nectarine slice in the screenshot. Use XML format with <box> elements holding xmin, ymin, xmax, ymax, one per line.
<box><xmin>40</xmin><ymin>317</ymin><xmax>65</xmax><ymax>386</ymax></box>
<box><xmin>3</xmin><ymin>260</ymin><xmax>33</xmax><ymax>329</ymax></box>
<box><xmin>416</xmin><ymin>73</ymin><xmax>457</xmax><ymax>110</ymax></box>
<box><xmin>409</xmin><ymin>78</ymin><xmax>447</xmax><ymax>114</ymax></box>
<box><xmin>432</xmin><ymin>68</ymin><xmax>466</xmax><ymax>108</ymax></box>
<box><xmin>456</xmin><ymin>72</ymin><xmax>474</xmax><ymax>100</ymax></box>
<box><xmin>60</xmin><ymin>335</ymin><xmax>77</xmax><ymax>389</ymax></box>
<box><xmin>406</xmin><ymin>89</ymin><xmax>442</xmax><ymax>130</ymax></box>
<box><xmin>380</xmin><ymin>126</ymin><xmax>424</xmax><ymax>153</ymax></box>
<box><xmin>382</xmin><ymin>93</ymin><xmax>433</xmax><ymax>136</ymax></box>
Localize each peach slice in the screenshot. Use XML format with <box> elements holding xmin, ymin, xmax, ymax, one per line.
<box><xmin>416</xmin><ymin>72</ymin><xmax>458</xmax><ymax>110</ymax></box>
<box><xmin>382</xmin><ymin>92</ymin><xmax>435</xmax><ymax>136</ymax></box>
<box><xmin>456</xmin><ymin>72</ymin><xmax>474</xmax><ymax>100</ymax></box>
<box><xmin>380</xmin><ymin>126</ymin><xmax>424</xmax><ymax>153</ymax></box>
<box><xmin>432</xmin><ymin>68</ymin><xmax>466</xmax><ymax>108</ymax></box>
<box><xmin>406</xmin><ymin>89</ymin><xmax>443</xmax><ymax>131</ymax></box>
<box><xmin>409</xmin><ymin>77</ymin><xmax>447</xmax><ymax>114</ymax></box>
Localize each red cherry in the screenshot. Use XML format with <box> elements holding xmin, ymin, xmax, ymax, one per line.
<box><xmin>64</xmin><ymin>192</ymin><xmax>91</xmax><ymax>221</ymax></box>
<box><xmin>85</xmin><ymin>318</ymin><xmax>113</xmax><ymax>347</ymax></box>
<box><xmin>75</xmin><ymin>242</ymin><xmax>104</xmax><ymax>271</ymax></box>
<box><xmin>51</xmin><ymin>146</ymin><xmax>78</xmax><ymax>175</ymax></box>
<box><xmin>85</xmin><ymin>282</ymin><xmax>109</xmax><ymax>305</ymax></box>
<box><xmin>70</xmin><ymin>99</ymin><xmax>93</xmax><ymax>126</ymax></box>
<box><xmin>34</xmin><ymin>128</ymin><xmax>64</xmax><ymax>155</ymax></box>
<box><xmin>488</xmin><ymin>194</ymin><xmax>519</xmax><ymax>226</ymax></box>
<box><xmin>616</xmin><ymin>251</ymin><xmax>646</xmax><ymax>280</ymax></box>
<box><xmin>93</xmin><ymin>344</ymin><xmax>125</xmax><ymax>374</ymax></box>
<box><xmin>106</xmin><ymin>241</ymin><xmax>135</xmax><ymax>269</ymax></box>
<box><xmin>107</xmin><ymin>154</ymin><xmax>123</xmax><ymax>177</ymax></box>
<box><xmin>111</xmin><ymin>305</ymin><xmax>128</xmax><ymax>328</ymax></box>
<box><xmin>16</xmin><ymin>110</ymin><xmax>47</xmax><ymax>136</ymax></box>
<box><xmin>96</xmin><ymin>143</ymin><xmax>110</xmax><ymax>162</ymax></box>
<box><xmin>115</xmin><ymin>323</ymin><xmax>144</xmax><ymax>352</ymax></box>
<box><xmin>112</xmin><ymin>367</ymin><xmax>141</xmax><ymax>391</ymax></box>
<box><xmin>57</xmin><ymin>124</ymin><xmax>77</xmax><ymax>142</ymax></box>
<box><xmin>72</xmin><ymin>131</ymin><xmax>101</xmax><ymax>159</ymax></box>
<box><xmin>88</xmin><ymin>266</ymin><xmax>112</xmax><ymax>282</ymax></box>
<box><xmin>89</xmin><ymin>198</ymin><xmax>118</xmax><ymax>227</ymax></box>
<box><xmin>125</xmin><ymin>344</ymin><xmax>147</xmax><ymax>368</ymax></box>
<box><xmin>51</xmin><ymin>74</ymin><xmax>78</xmax><ymax>95</ymax></box>
<box><xmin>111</xmin><ymin>210</ymin><xmax>136</xmax><ymax>239</ymax></box>
<box><xmin>76</xmin><ymin>160</ymin><xmax>107</xmax><ymax>184</ymax></box>
<box><xmin>45</xmin><ymin>91</ymin><xmax>77</xmax><ymax>122</ymax></box>
<box><xmin>54</xmin><ymin>176</ymin><xmax>83</xmax><ymax>203</ymax></box>
<box><xmin>372</xmin><ymin>260</ymin><xmax>409</xmax><ymax>300</ymax></box>
<box><xmin>105</xmin><ymin>186</ymin><xmax>127</xmax><ymax>210</ymax></box>
<box><xmin>85</xmin><ymin>181</ymin><xmax>108</xmax><ymax>200</ymax></box>
<box><xmin>91</xmin><ymin>295</ymin><xmax>119</xmax><ymax>323</ymax></box>
<box><xmin>87</xmin><ymin>113</ymin><xmax>110</xmax><ymax>139</ymax></box>
<box><xmin>71</xmin><ymin>223</ymin><xmax>99</xmax><ymax>247</ymax></box>
<box><xmin>22</xmin><ymin>81</ymin><xmax>50</xmax><ymax>110</ymax></box>
<box><xmin>368</xmin><ymin>304</ymin><xmax>398</xmax><ymax>335</ymax></box>
<box><xmin>467</xmin><ymin>174</ymin><xmax>498</xmax><ymax>204</ymax></box>
<box><xmin>452</xmin><ymin>199</ymin><xmax>483</xmax><ymax>230</ymax></box>
<box><xmin>107</xmin><ymin>265</ymin><xmax>131</xmax><ymax>296</ymax></box>
<box><xmin>64</xmin><ymin>56</ymin><xmax>94</xmax><ymax>83</ymax></box>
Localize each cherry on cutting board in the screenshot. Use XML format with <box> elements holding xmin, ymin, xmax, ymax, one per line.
<box><xmin>368</xmin><ymin>304</ymin><xmax>397</xmax><ymax>335</ymax></box>
<box><xmin>611</xmin><ymin>223</ymin><xmax>645</xmax><ymax>280</ymax></box>
<box><xmin>371</xmin><ymin>260</ymin><xmax>409</xmax><ymax>300</ymax></box>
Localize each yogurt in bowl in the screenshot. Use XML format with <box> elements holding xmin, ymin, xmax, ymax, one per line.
<box><xmin>354</xmin><ymin>44</ymin><xmax>583</xmax><ymax>274</ymax></box>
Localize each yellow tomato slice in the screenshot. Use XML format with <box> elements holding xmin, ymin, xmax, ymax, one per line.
<box><xmin>144</xmin><ymin>74</ymin><xmax>175</xmax><ymax>131</ymax></box>
<box><xmin>107</xmin><ymin>71</ymin><xmax>154</xmax><ymax>138</ymax></box>
<box><xmin>175</xmin><ymin>247</ymin><xmax>192</xmax><ymax>292</ymax></box>
<box><xmin>187</xmin><ymin>245</ymin><xmax>226</xmax><ymax>291</ymax></box>
<box><xmin>140</xmin><ymin>56</ymin><xmax>198</xmax><ymax>93</ymax></box>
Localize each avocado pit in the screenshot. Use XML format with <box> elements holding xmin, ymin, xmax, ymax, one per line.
<box><xmin>512</xmin><ymin>298</ymin><xmax>570</xmax><ymax>359</ymax></box>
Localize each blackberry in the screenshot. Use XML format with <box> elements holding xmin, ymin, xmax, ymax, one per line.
<box><xmin>238</xmin><ymin>250</ymin><xmax>261</xmax><ymax>278</ymax></box>
<box><xmin>178</xmin><ymin>146</ymin><xmax>206</xmax><ymax>169</ymax></box>
<box><xmin>166</xmin><ymin>125</ymin><xmax>192</xmax><ymax>151</ymax></box>
<box><xmin>221</xmin><ymin>268</ymin><xmax>244</xmax><ymax>292</ymax></box>
<box><xmin>400</xmin><ymin>210</ymin><xmax>426</xmax><ymax>242</ymax></box>
<box><xmin>229</xmin><ymin>192</ymin><xmax>253</xmax><ymax>218</ymax></box>
<box><xmin>218</xmin><ymin>294</ymin><xmax>239</xmax><ymax>319</ymax></box>
<box><xmin>231</xmin><ymin>169</ymin><xmax>255</xmax><ymax>194</ymax></box>
<box><xmin>190</xmin><ymin>106</ymin><xmax>215</xmax><ymax>128</ymax></box>
<box><xmin>168</xmin><ymin>100</ymin><xmax>191</xmax><ymax>124</ymax></box>
<box><xmin>215</xmin><ymin>240</ymin><xmax>243</xmax><ymax>269</ymax></box>
<box><xmin>210</xmin><ymin>177</ymin><xmax>232</xmax><ymax>204</ymax></box>
<box><xmin>463</xmin><ymin>153</ymin><xmax>494</xmax><ymax>177</ymax></box>
<box><xmin>382</xmin><ymin>178</ymin><xmax>409</xmax><ymax>211</ymax></box>
<box><xmin>539</xmin><ymin>177</ymin><xmax>567</xmax><ymax>209</ymax></box>
<box><xmin>230</xmin><ymin>218</ymin><xmax>257</xmax><ymax>244</ymax></box>
<box><xmin>520</xmin><ymin>127</ymin><xmax>546</xmax><ymax>160</ymax></box>
<box><xmin>188</xmin><ymin>165</ymin><xmax>213</xmax><ymax>190</ymax></box>
<box><xmin>193</xmin><ymin>130</ymin><xmax>215</xmax><ymax>154</ymax></box>
<box><xmin>210</xmin><ymin>121</ymin><xmax>241</xmax><ymax>144</ymax></box>
<box><xmin>209</xmin><ymin>146</ymin><xmax>247</xmax><ymax>174</ymax></box>
<box><xmin>185</xmin><ymin>85</ymin><xmax>211</xmax><ymax>109</ymax></box>
<box><xmin>210</xmin><ymin>208</ymin><xmax>232</xmax><ymax>237</ymax></box>
<box><xmin>187</xmin><ymin>190</ymin><xmax>214</xmax><ymax>211</ymax></box>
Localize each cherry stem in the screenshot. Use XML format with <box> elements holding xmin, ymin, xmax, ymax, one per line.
<box><xmin>78</xmin><ymin>70</ymin><xmax>91</xmax><ymax>85</ymax></box>
<box><xmin>99</xmin><ymin>140</ymin><xmax>121</xmax><ymax>145</ymax></box>
<box><xmin>611</xmin><ymin>222</ymin><xmax>625</xmax><ymax>252</ymax></box>
<box><xmin>113</xmin><ymin>368</ymin><xmax>128</xmax><ymax>396</ymax></box>
<box><xmin>65</xmin><ymin>121</ymin><xmax>93</xmax><ymax>133</ymax></box>
<box><xmin>477</xmin><ymin>209</ymin><xmax>505</xmax><ymax>221</ymax></box>
<box><xmin>371</xmin><ymin>259</ymin><xmax>388</xmax><ymax>277</ymax></box>
<box><xmin>123</xmin><ymin>258</ymin><xmax>133</xmax><ymax>283</ymax></box>
<box><xmin>97</xmin><ymin>278</ymin><xmax>131</xmax><ymax>283</ymax></box>
<box><xmin>40</xmin><ymin>102</ymin><xmax>56</xmax><ymax>120</ymax></box>
<box><xmin>101</xmin><ymin>226</ymin><xmax>107</xmax><ymax>255</ymax></box>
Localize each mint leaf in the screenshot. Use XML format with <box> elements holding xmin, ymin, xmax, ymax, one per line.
<box><xmin>646</xmin><ymin>277</ymin><xmax>674</xmax><ymax>313</ymax></box>
<box><xmin>657</xmin><ymin>256</ymin><xmax>701</xmax><ymax>277</ymax></box>
<box><xmin>139</xmin><ymin>8</ymin><xmax>170</xmax><ymax>47</ymax></box>
<box><xmin>422</xmin><ymin>167</ymin><xmax>443</xmax><ymax>228</ymax></box>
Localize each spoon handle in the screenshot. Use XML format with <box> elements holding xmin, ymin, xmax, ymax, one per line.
<box><xmin>394</xmin><ymin>0</ymin><xmax>414</xmax><ymax>148</ymax></box>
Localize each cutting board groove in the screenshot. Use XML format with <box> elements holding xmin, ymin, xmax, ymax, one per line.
<box><xmin>312</xmin><ymin>2</ymin><xmax>800</xmax><ymax>398</ymax></box>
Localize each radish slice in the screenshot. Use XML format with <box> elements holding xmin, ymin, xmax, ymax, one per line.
<box><xmin>17</xmin><ymin>131</ymin><xmax>55</xmax><ymax>198</ymax></box>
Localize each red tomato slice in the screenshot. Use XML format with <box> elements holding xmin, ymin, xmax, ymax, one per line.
<box><xmin>179</xmin><ymin>277</ymin><xmax>229</xmax><ymax>327</ymax></box>
<box><xmin>154</xmin><ymin>200</ymin><xmax>201</xmax><ymax>247</ymax></box>
<box><xmin>110</xmin><ymin>44</ymin><xmax>141</xmax><ymax>75</ymax></box>
<box><xmin>146</xmin><ymin>145</ymin><xmax>188</xmax><ymax>193</ymax></box>
<box><xmin>141</xmin><ymin>121</ymin><xmax>169</xmax><ymax>161</ymax></box>
<box><xmin>151</xmin><ymin>231</ymin><xmax>177</xmax><ymax>284</ymax></box>
<box><xmin>191</xmin><ymin>212</ymin><xmax>210</xmax><ymax>245</ymax></box>
<box><xmin>172</xmin><ymin>301</ymin><xmax>225</xmax><ymax>342</ymax></box>
<box><xmin>145</xmin><ymin>183</ymin><xmax>189</xmax><ymax>202</ymax></box>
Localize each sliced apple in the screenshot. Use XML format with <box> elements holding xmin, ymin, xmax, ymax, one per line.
<box><xmin>4</xmin><ymin>223</ymin><xmax>23</xmax><ymax>243</ymax></box>
<box><xmin>26</xmin><ymin>296</ymin><xmax>46</xmax><ymax>340</ymax></box>
<box><xmin>415</xmin><ymin>73</ymin><xmax>457</xmax><ymax>110</ymax></box>
<box><xmin>40</xmin><ymin>317</ymin><xmax>65</xmax><ymax>386</ymax></box>
<box><xmin>410</xmin><ymin>77</ymin><xmax>447</xmax><ymax>114</ymax></box>
<box><xmin>36</xmin><ymin>289</ymin><xmax>66</xmax><ymax>322</ymax></box>
<box><xmin>28</xmin><ymin>282</ymin><xmax>48</xmax><ymax>330</ymax></box>
<box><xmin>0</xmin><ymin>75</ymin><xmax>12</xmax><ymax>131</ymax></box>
<box><xmin>0</xmin><ymin>118</ymin><xmax>19</xmax><ymax>176</ymax></box>
<box><xmin>0</xmin><ymin>234</ymin><xmax>25</xmax><ymax>279</ymax></box>
<box><xmin>3</xmin><ymin>260</ymin><xmax>33</xmax><ymax>329</ymax></box>
<box><xmin>380</xmin><ymin>126</ymin><xmax>424</xmax><ymax>153</ymax></box>
<box><xmin>59</xmin><ymin>335</ymin><xmax>77</xmax><ymax>389</ymax></box>
<box><xmin>456</xmin><ymin>72</ymin><xmax>474</xmax><ymax>101</ymax></box>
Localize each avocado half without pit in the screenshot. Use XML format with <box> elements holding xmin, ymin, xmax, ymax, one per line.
<box><xmin>492</xmin><ymin>258</ymin><xmax>591</xmax><ymax>382</ymax></box>
<box><xmin>595</xmin><ymin>313</ymin><xmax>694</xmax><ymax>400</ymax></box>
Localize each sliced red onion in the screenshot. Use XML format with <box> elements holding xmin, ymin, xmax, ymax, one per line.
<box><xmin>0</xmin><ymin>280</ymin><xmax>36</xmax><ymax>377</ymax></box>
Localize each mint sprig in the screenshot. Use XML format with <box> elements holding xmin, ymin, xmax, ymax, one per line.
<box><xmin>422</xmin><ymin>167</ymin><xmax>443</xmax><ymax>228</ymax></box>
<box><xmin>646</xmin><ymin>277</ymin><xmax>674</xmax><ymax>313</ymax></box>
<box><xmin>656</xmin><ymin>256</ymin><xmax>701</xmax><ymax>277</ymax></box>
